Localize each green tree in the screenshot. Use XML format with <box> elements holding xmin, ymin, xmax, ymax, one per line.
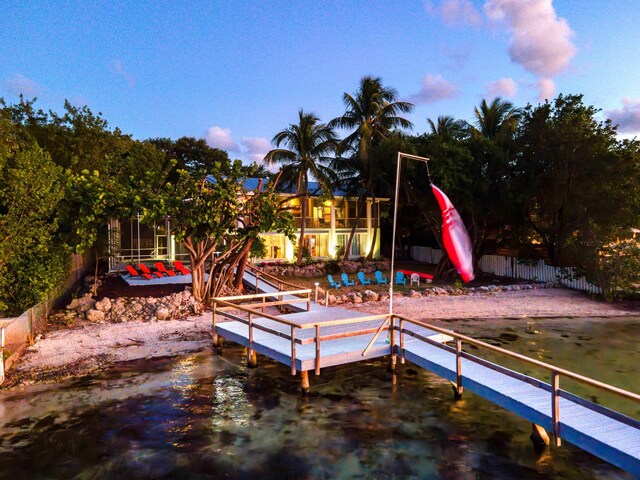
<box><xmin>514</xmin><ymin>94</ymin><xmax>640</xmax><ymax>274</ymax></box>
<box><xmin>330</xmin><ymin>76</ymin><xmax>414</xmax><ymax>259</ymax></box>
<box><xmin>264</xmin><ymin>110</ymin><xmax>338</xmax><ymax>266</ymax></box>
<box><xmin>0</xmin><ymin>132</ymin><xmax>65</xmax><ymax>313</ymax></box>
<box><xmin>472</xmin><ymin>97</ymin><xmax>522</xmax><ymax>142</ymax></box>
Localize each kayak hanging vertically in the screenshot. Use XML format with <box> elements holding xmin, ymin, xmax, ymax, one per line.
<box><xmin>431</xmin><ymin>184</ymin><xmax>475</xmax><ymax>282</ymax></box>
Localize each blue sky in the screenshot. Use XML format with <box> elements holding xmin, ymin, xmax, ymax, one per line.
<box><xmin>2</xmin><ymin>1</ymin><xmax>640</xmax><ymax>163</ymax></box>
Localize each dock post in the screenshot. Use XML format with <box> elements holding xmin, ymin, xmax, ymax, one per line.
<box><xmin>453</xmin><ymin>337</ymin><xmax>464</xmax><ymax>399</ymax></box>
<box><xmin>300</xmin><ymin>370</ymin><xmax>310</xmax><ymax>395</ymax></box>
<box><xmin>551</xmin><ymin>371</ymin><xmax>562</xmax><ymax>446</ymax></box>
<box><xmin>247</xmin><ymin>312</ymin><xmax>257</xmax><ymax>368</ymax></box>
<box><xmin>531</xmin><ymin>423</ymin><xmax>550</xmax><ymax>448</ymax></box>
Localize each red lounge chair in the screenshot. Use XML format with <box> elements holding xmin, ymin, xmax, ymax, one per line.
<box><xmin>173</xmin><ymin>261</ymin><xmax>191</xmax><ymax>275</ymax></box>
<box><xmin>155</xmin><ymin>262</ymin><xmax>176</xmax><ymax>276</ymax></box>
<box><xmin>138</xmin><ymin>264</ymin><xmax>163</xmax><ymax>278</ymax></box>
<box><xmin>126</xmin><ymin>265</ymin><xmax>152</xmax><ymax>280</ymax></box>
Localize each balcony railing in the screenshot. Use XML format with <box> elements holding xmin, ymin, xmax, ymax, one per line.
<box><xmin>293</xmin><ymin>217</ymin><xmax>375</xmax><ymax>228</ymax></box>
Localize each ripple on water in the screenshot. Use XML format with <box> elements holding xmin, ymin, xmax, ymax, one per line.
<box><xmin>0</xmin><ymin>317</ymin><xmax>637</xmax><ymax>479</ymax></box>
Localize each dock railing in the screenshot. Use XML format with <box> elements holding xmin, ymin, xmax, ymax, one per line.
<box><xmin>212</xmin><ymin>294</ymin><xmax>389</xmax><ymax>376</ymax></box>
<box><xmin>245</xmin><ymin>264</ymin><xmax>310</xmax><ymax>297</ymax></box>
<box><xmin>393</xmin><ymin>314</ymin><xmax>640</xmax><ymax>446</ymax></box>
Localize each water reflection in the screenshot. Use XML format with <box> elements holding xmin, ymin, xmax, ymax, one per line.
<box><xmin>0</xmin><ymin>317</ymin><xmax>637</xmax><ymax>479</ymax></box>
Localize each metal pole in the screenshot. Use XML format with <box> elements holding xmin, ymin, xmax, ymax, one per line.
<box><xmin>389</xmin><ymin>152</ymin><xmax>402</xmax><ymax>316</ymax></box>
<box><xmin>389</xmin><ymin>152</ymin><xmax>430</xmax><ymax>316</ymax></box>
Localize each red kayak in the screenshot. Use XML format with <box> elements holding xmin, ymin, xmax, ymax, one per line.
<box><xmin>431</xmin><ymin>184</ymin><xmax>475</xmax><ymax>282</ymax></box>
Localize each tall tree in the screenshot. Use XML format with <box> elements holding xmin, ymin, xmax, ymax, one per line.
<box><xmin>514</xmin><ymin>94</ymin><xmax>640</xmax><ymax>272</ymax></box>
<box><xmin>472</xmin><ymin>97</ymin><xmax>522</xmax><ymax>142</ymax></box>
<box><xmin>330</xmin><ymin>76</ymin><xmax>414</xmax><ymax>259</ymax></box>
<box><xmin>264</xmin><ymin>110</ymin><xmax>338</xmax><ymax>266</ymax></box>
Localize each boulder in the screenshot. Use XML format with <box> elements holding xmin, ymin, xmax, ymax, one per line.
<box><xmin>362</xmin><ymin>290</ymin><xmax>378</xmax><ymax>302</ymax></box>
<box><xmin>155</xmin><ymin>306</ymin><xmax>171</xmax><ymax>320</ymax></box>
<box><xmin>86</xmin><ymin>309</ymin><xmax>105</xmax><ymax>322</ymax></box>
<box><xmin>409</xmin><ymin>290</ymin><xmax>422</xmax><ymax>298</ymax></box>
<box><xmin>95</xmin><ymin>297</ymin><xmax>112</xmax><ymax>312</ymax></box>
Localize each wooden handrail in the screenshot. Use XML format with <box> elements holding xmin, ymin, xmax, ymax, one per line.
<box><xmin>392</xmin><ymin>314</ymin><xmax>640</xmax><ymax>403</ymax></box>
<box><xmin>246</xmin><ymin>264</ymin><xmax>304</xmax><ymax>291</ymax></box>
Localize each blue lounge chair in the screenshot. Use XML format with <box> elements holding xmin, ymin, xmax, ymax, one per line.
<box><xmin>395</xmin><ymin>271</ymin><xmax>407</xmax><ymax>286</ymax></box>
<box><xmin>357</xmin><ymin>271</ymin><xmax>371</xmax><ymax>286</ymax></box>
<box><xmin>374</xmin><ymin>270</ymin><xmax>387</xmax><ymax>285</ymax></box>
<box><xmin>327</xmin><ymin>274</ymin><xmax>341</xmax><ymax>289</ymax></box>
<box><xmin>341</xmin><ymin>272</ymin><xmax>355</xmax><ymax>287</ymax></box>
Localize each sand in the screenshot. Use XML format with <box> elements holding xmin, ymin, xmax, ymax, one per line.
<box><xmin>6</xmin><ymin>287</ymin><xmax>638</xmax><ymax>387</ymax></box>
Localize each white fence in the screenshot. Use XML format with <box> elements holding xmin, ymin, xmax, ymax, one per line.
<box><xmin>410</xmin><ymin>246</ymin><xmax>601</xmax><ymax>294</ymax></box>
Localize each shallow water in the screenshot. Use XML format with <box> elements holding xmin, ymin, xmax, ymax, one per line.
<box><xmin>0</xmin><ymin>317</ymin><xmax>638</xmax><ymax>479</ymax></box>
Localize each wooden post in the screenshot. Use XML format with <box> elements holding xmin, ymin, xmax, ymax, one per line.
<box><xmin>454</xmin><ymin>337</ymin><xmax>464</xmax><ymax>398</ymax></box>
<box><xmin>389</xmin><ymin>315</ymin><xmax>396</xmax><ymax>372</ymax></box>
<box><xmin>300</xmin><ymin>370</ymin><xmax>310</xmax><ymax>395</ymax></box>
<box><xmin>314</xmin><ymin>283</ymin><xmax>319</xmax><ymax>304</ymax></box>
<box><xmin>531</xmin><ymin>423</ymin><xmax>550</xmax><ymax>447</ymax></box>
<box><xmin>245</xmin><ymin>311</ymin><xmax>257</xmax><ymax>367</ymax></box>
<box><xmin>290</xmin><ymin>326</ymin><xmax>297</xmax><ymax>375</ymax></box>
<box><xmin>255</xmin><ymin>272</ymin><xmax>259</xmax><ymax>291</ymax></box>
<box><xmin>29</xmin><ymin>308</ymin><xmax>35</xmax><ymax>346</ymax></box>
<box><xmin>551</xmin><ymin>371</ymin><xmax>561</xmax><ymax>446</ymax></box>
<box><xmin>0</xmin><ymin>327</ymin><xmax>5</xmax><ymax>386</ymax></box>
<box><xmin>315</xmin><ymin>325</ymin><xmax>321</xmax><ymax>375</ymax></box>
<box><xmin>306</xmin><ymin>291</ymin><xmax>310</xmax><ymax>312</ymax></box>
<box><xmin>399</xmin><ymin>318</ymin><xmax>405</xmax><ymax>364</ymax></box>
<box><xmin>212</xmin><ymin>302</ymin><xmax>218</xmax><ymax>345</ymax></box>
<box><xmin>262</xmin><ymin>296</ymin><xmax>266</xmax><ymax>314</ymax></box>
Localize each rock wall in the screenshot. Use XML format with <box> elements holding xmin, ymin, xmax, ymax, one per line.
<box><xmin>322</xmin><ymin>282</ymin><xmax>557</xmax><ymax>305</ymax></box>
<box><xmin>259</xmin><ymin>259</ymin><xmax>391</xmax><ymax>278</ymax></box>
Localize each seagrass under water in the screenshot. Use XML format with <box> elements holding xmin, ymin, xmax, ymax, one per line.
<box><xmin>0</xmin><ymin>316</ymin><xmax>637</xmax><ymax>479</ymax></box>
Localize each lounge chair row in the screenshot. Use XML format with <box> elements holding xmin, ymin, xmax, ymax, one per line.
<box><xmin>327</xmin><ymin>271</ymin><xmax>421</xmax><ymax>289</ymax></box>
<box><xmin>125</xmin><ymin>261</ymin><xmax>191</xmax><ymax>280</ymax></box>
<box><xmin>327</xmin><ymin>271</ymin><xmax>390</xmax><ymax>289</ymax></box>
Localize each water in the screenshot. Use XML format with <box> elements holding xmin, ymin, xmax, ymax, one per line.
<box><xmin>0</xmin><ymin>317</ymin><xmax>638</xmax><ymax>479</ymax></box>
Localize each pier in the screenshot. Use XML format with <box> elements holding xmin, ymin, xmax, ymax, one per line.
<box><xmin>212</xmin><ymin>269</ymin><xmax>640</xmax><ymax>476</ymax></box>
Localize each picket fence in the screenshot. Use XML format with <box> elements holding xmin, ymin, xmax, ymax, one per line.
<box><xmin>410</xmin><ymin>246</ymin><xmax>601</xmax><ymax>294</ymax></box>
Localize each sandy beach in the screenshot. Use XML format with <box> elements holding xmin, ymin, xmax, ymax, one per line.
<box><xmin>5</xmin><ymin>287</ymin><xmax>638</xmax><ymax>387</ymax></box>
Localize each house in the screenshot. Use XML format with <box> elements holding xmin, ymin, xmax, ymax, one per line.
<box><xmin>107</xmin><ymin>178</ymin><xmax>386</xmax><ymax>269</ymax></box>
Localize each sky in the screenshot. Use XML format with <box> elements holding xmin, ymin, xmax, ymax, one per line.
<box><xmin>2</xmin><ymin>0</ymin><xmax>640</xmax><ymax>164</ymax></box>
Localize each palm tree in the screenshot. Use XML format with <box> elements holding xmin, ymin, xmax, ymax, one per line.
<box><xmin>427</xmin><ymin>115</ymin><xmax>468</xmax><ymax>140</ymax></box>
<box><xmin>472</xmin><ymin>97</ymin><xmax>522</xmax><ymax>141</ymax></box>
<box><xmin>330</xmin><ymin>76</ymin><xmax>414</xmax><ymax>260</ymax></box>
<box><xmin>264</xmin><ymin>110</ymin><xmax>338</xmax><ymax>266</ymax></box>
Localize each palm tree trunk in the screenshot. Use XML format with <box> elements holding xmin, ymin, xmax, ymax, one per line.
<box><xmin>342</xmin><ymin>193</ymin><xmax>365</xmax><ymax>261</ymax></box>
<box><xmin>297</xmin><ymin>195</ymin><xmax>308</xmax><ymax>266</ymax></box>
<box><xmin>366</xmin><ymin>195</ymin><xmax>377</xmax><ymax>260</ymax></box>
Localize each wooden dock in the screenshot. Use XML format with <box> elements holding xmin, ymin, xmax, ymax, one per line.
<box><xmin>212</xmin><ymin>270</ymin><xmax>640</xmax><ymax>476</ymax></box>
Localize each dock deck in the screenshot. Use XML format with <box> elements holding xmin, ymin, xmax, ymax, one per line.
<box><xmin>211</xmin><ymin>267</ymin><xmax>640</xmax><ymax>476</ymax></box>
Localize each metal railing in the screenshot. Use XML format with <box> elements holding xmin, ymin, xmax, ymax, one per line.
<box><xmin>212</xmin><ymin>294</ymin><xmax>388</xmax><ymax>376</ymax></box>
<box><xmin>392</xmin><ymin>314</ymin><xmax>640</xmax><ymax>446</ymax></box>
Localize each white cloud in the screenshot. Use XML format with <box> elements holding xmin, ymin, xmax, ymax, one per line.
<box><xmin>537</xmin><ymin>78</ymin><xmax>555</xmax><ymax>101</ymax></box>
<box><xmin>3</xmin><ymin>74</ymin><xmax>42</xmax><ymax>97</ymax></box>
<box><xmin>408</xmin><ymin>74</ymin><xmax>459</xmax><ymax>104</ymax></box>
<box><xmin>484</xmin><ymin>0</ymin><xmax>576</xmax><ymax>78</ymax></box>
<box><xmin>205</xmin><ymin>126</ymin><xmax>239</xmax><ymax>151</ymax></box>
<box><xmin>108</xmin><ymin>60</ymin><xmax>135</xmax><ymax>87</ymax></box>
<box><xmin>606</xmin><ymin>98</ymin><xmax>640</xmax><ymax>134</ymax></box>
<box><xmin>425</xmin><ymin>0</ymin><xmax>482</xmax><ymax>26</ymax></box>
<box><xmin>241</xmin><ymin>137</ymin><xmax>271</xmax><ymax>163</ymax></box>
<box><xmin>486</xmin><ymin>77</ymin><xmax>517</xmax><ymax>99</ymax></box>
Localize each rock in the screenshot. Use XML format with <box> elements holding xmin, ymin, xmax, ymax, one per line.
<box><xmin>131</xmin><ymin>303</ymin><xmax>144</xmax><ymax>313</ymax></box>
<box><xmin>95</xmin><ymin>297</ymin><xmax>112</xmax><ymax>312</ymax></box>
<box><xmin>86</xmin><ymin>309</ymin><xmax>105</xmax><ymax>322</ymax></box>
<box><xmin>155</xmin><ymin>306</ymin><xmax>171</xmax><ymax>320</ymax></box>
<box><xmin>66</xmin><ymin>298</ymin><xmax>81</xmax><ymax>310</ymax></box>
<box><xmin>478</xmin><ymin>286</ymin><xmax>490</xmax><ymax>293</ymax></box>
<box><xmin>362</xmin><ymin>290</ymin><xmax>378</xmax><ymax>302</ymax></box>
<box><xmin>409</xmin><ymin>290</ymin><xmax>422</xmax><ymax>298</ymax></box>
<box><xmin>77</xmin><ymin>298</ymin><xmax>96</xmax><ymax>313</ymax></box>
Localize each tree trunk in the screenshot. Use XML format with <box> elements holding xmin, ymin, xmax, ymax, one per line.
<box><xmin>366</xmin><ymin>196</ymin><xmax>377</xmax><ymax>260</ymax></box>
<box><xmin>233</xmin><ymin>238</ymin><xmax>254</xmax><ymax>291</ymax></box>
<box><xmin>342</xmin><ymin>194</ymin><xmax>365</xmax><ymax>262</ymax></box>
<box><xmin>297</xmin><ymin>195</ymin><xmax>307</xmax><ymax>266</ymax></box>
